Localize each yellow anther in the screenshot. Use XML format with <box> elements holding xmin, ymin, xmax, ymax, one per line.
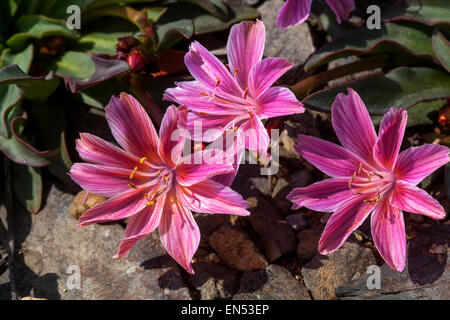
<box><xmin>128</xmin><ymin>183</ymin><xmax>137</xmax><ymax>189</ymax></box>
<box><xmin>164</xmin><ymin>176</ymin><xmax>169</xmax><ymax>181</ymax></box>
<box><xmin>139</xmin><ymin>157</ymin><xmax>147</xmax><ymax>164</ymax></box>
<box><xmin>129</xmin><ymin>166</ymin><xmax>138</xmax><ymax>180</ymax></box>
<box><xmin>216</xmin><ymin>77</ymin><xmax>220</xmax><ymax>86</ymax></box>
<box><xmin>363</xmin><ymin>190</ymin><xmax>381</xmax><ymax>203</ymax></box>
<box><xmin>200</xmin><ymin>92</ymin><xmax>208</xmax><ymax>96</ymax></box>
<box><xmin>145</xmin><ymin>200</ymin><xmax>156</xmax><ymax>206</ymax></box>
<box><xmin>234</xmin><ymin>68</ymin><xmax>238</xmax><ymax>76</ymax></box>
<box><xmin>243</xmin><ymin>87</ymin><xmax>249</xmax><ymax>99</ymax></box>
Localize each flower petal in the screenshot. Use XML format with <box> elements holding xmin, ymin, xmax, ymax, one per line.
<box><xmin>318</xmin><ymin>195</ymin><xmax>376</xmax><ymax>254</ymax></box>
<box><xmin>178</xmin><ymin>180</ymin><xmax>249</xmax><ymax>216</ymax></box>
<box><xmin>158</xmin><ymin>192</ymin><xmax>200</xmax><ymax>274</ymax></box>
<box><xmin>187</xmin><ymin>112</ymin><xmax>246</xmax><ymax>143</ymax></box>
<box><xmin>69</xmin><ymin>163</ymin><xmax>147</xmax><ymax>197</ymax></box>
<box><xmin>331</xmin><ymin>88</ymin><xmax>377</xmax><ymax>163</ymax></box>
<box><xmin>105</xmin><ymin>93</ymin><xmax>159</xmax><ymax>160</ymax></box>
<box><xmin>76</xmin><ymin>133</ymin><xmax>139</xmax><ymax>168</ymax></box>
<box><xmin>325</xmin><ymin>0</ymin><xmax>355</xmax><ymax>24</ymax></box>
<box><xmin>371</xmin><ymin>201</ymin><xmax>406</xmax><ymax>272</ymax></box>
<box><xmin>373</xmin><ymin>107</ymin><xmax>407</xmax><ymax>171</ymax></box>
<box><xmin>391</xmin><ymin>180</ymin><xmax>446</xmax><ymax>220</ymax></box>
<box><xmin>286</xmin><ymin>178</ymin><xmax>354</xmax><ymax>212</ymax></box>
<box><xmin>114</xmin><ymin>194</ymin><xmax>165</xmax><ymax>259</ymax></box>
<box><xmin>248</xmin><ymin>58</ymin><xmax>292</xmax><ymax>97</ymax></box>
<box><xmin>238</xmin><ymin>116</ymin><xmax>270</xmax><ymax>156</ymax></box>
<box><xmin>78</xmin><ymin>189</ymin><xmax>147</xmax><ymax>226</ymax></box>
<box><xmin>395</xmin><ymin>144</ymin><xmax>450</xmax><ymax>185</ymax></box>
<box><xmin>158</xmin><ymin>105</ymin><xmax>186</xmax><ymax>166</ymax></box>
<box><xmin>256</xmin><ymin>86</ymin><xmax>304</xmax><ymax>119</ymax></box>
<box><xmin>295</xmin><ymin>134</ymin><xmax>368</xmax><ymax>178</ymax></box>
<box><xmin>227</xmin><ymin>20</ymin><xmax>265</xmax><ymax>89</ymax></box>
<box><xmin>185</xmin><ymin>41</ymin><xmax>241</xmax><ymax>96</ymax></box>
<box><xmin>276</xmin><ymin>0</ymin><xmax>312</xmax><ymax>29</ymax></box>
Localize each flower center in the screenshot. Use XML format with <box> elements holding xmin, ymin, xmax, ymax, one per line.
<box><xmin>348</xmin><ymin>163</ymin><xmax>394</xmax><ymax>203</ymax></box>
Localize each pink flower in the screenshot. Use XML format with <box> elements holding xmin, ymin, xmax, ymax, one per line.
<box><xmin>287</xmin><ymin>88</ymin><xmax>449</xmax><ymax>271</ymax></box>
<box><xmin>69</xmin><ymin>93</ymin><xmax>249</xmax><ymax>274</ymax></box>
<box><xmin>164</xmin><ymin>20</ymin><xmax>304</xmax><ymax>162</ymax></box>
<box><xmin>277</xmin><ymin>0</ymin><xmax>355</xmax><ymax>29</ymax></box>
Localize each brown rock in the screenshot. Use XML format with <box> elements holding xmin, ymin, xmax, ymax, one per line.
<box><xmin>302</xmin><ymin>241</ymin><xmax>377</xmax><ymax>300</ymax></box>
<box><xmin>233</xmin><ymin>264</ymin><xmax>311</xmax><ymax>300</ymax></box>
<box><xmin>209</xmin><ymin>225</ymin><xmax>268</xmax><ymax>271</ymax></box>
<box><xmin>296</xmin><ymin>225</ymin><xmax>324</xmax><ymax>261</ymax></box>
<box><xmin>9</xmin><ymin>184</ymin><xmax>191</xmax><ymax>300</ymax></box>
<box><xmin>68</xmin><ymin>190</ymin><xmax>107</xmax><ymax>219</ymax></box>
<box><xmin>245</xmin><ymin>197</ymin><xmax>296</xmax><ymax>262</ymax></box>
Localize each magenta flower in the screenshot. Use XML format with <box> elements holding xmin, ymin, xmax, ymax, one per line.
<box><xmin>164</xmin><ymin>20</ymin><xmax>304</xmax><ymax>160</ymax></box>
<box><xmin>277</xmin><ymin>0</ymin><xmax>355</xmax><ymax>29</ymax></box>
<box><xmin>287</xmin><ymin>88</ymin><xmax>449</xmax><ymax>271</ymax></box>
<box><xmin>69</xmin><ymin>93</ymin><xmax>249</xmax><ymax>274</ymax></box>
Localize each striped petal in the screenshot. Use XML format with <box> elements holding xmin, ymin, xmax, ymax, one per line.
<box><xmin>395</xmin><ymin>144</ymin><xmax>450</xmax><ymax>185</ymax></box>
<box><xmin>373</xmin><ymin>107</ymin><xmax>407</xmax><ymax>171</ymax></box>
<box><xmin>158</xmin><ymin>192</ymin><xmax>200</xmax><ymax>274</ymax></box>
<box><xmin>325</xmin><ymin>0</ymin><xmax>355</xmax><ymax>24</ymax></box>
<box><xmin>256</xmin><ymin>86</ymin><xmax>304</xmax><ymax>119</ymax></box>
<box><xmin>114</xmin><ymin>194</ymin><xmax>165</xmax><ymax>259</ymax></box>
<box><xmin>371</xmin><ymin>201</ymin><xmax>406</xmax><ymax>272</ymax></box>
<box><xmin>227</xmin><ymin>20</ymin><xmax>265</xmax><ymax>89</ymax></box>
<box><xmin>248</xmin><ymin>58</ymin><xmax>292</xmax><ymax>97</ymax></box>
<box><xmin>286</xmin><ymin>178</ymin><xmax>353</xmax><ymax>212</ymax></box>
<box><xmin>318</xmin><ymin>196</ymin><xmax>376</xmax><ymax>254</ymax></box>
<box><xmin>178</xmin><ymin>180</ymin><xmax>249</xmax><ymax>216</ymax></box>
<box><xmin>391</xmin><ymin>180</ymin><xmax>446</xmax><ymax>220</ymax></box>
<box><xmin>331</xmin><ymin>88</ymin><xmax>377</xmax><ymax>164</ymax></box>
<box><xmin>158</xmin><ymin>105</ymin><xmax>186</xmax><ymax>166</ymax></box>
<box><xmin>105</xmin><ymin>93</ymin><xmax>159</xmax><ymax>160</ymax></box>
<box><xmin>78</xmin><ymin>189</ymin><xmax>147</xmax><ymax>226</ymax></box>
<box><xmin>295</xmin><ymin>134</ymin><xmax>368</xmax><ymax>178</ymax></box>
<box><xmin>277</xmin><ymin>0</ymin><xmax>312</xmax><ymax>29</ymax></box>
<box><xmin>76</xmin><ymin>133</ymin><xmax>139</xmax><ymax>169</ymax></box>
<box><xmin>238</xmin><ymin>115</ymin><xmax>270</xmax><ymax>156</ymax></box>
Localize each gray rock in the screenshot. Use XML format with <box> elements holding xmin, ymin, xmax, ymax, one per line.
<box><xmin>336</xmin><ymin>224</ymin><xmax>450</xmax><ymax>300</ymax></box>
<box><xmin>271</xmin><ymin>177</ymin><xmax>292</xmax><ymax>213</ymax></box>
<box><xmin>258</xmin><ymin>0</ymin><xmax>316</xmax><ymax>84</ymax></box>
<box><xmin>246</xmin><ymin>197</ymin><xmax>296</xmax><ymax>262</ymax></box>
<box><xmin>234</xmin><ymin>264</ymin><xmax>310</xmax><ymax>300</ymax></box>
<box><xmin>9</xmin><ymin>184</ymin><xmax>191</xmax><ymax>300</ymax></box>
<box><xmin>296</xmin><ymin>225</ymin><xmax>324</xmax><ymax>261</ymax></box>
<box><xmin>188</xmin><ymin>262</ymin><xmax>239</xmax><ymax>299</ymax></box>
<box><xmin>302</xmin><ymin>241</ymin><xmax>377</xmax><ymax>300</ymax></box>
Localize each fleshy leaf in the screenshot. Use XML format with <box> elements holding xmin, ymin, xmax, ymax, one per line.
<box><xmin>303</xmin><ymin>67</ymin><xmax>450</xmax><ymax>115</ymax></box>
<box><xmin>6</xmin><ymin>15</ymin><xmax>79</xmax><ymax>50</ymax></box>
<box><xmin>304</xmin><ymin>22</ymin><xmax>435</xmax><ymax>72</ymax></box>
<box><xmin>12</xmin><ymin>163</ymin><xmax>43</xmax><ymax>214</ymax></box>
<box><xmin>384</xmin><ymin>0</ymin><xmax>450</xmax><ymax>27</ymax></box>
<box><xmin>0</xmin><ymin>64</ymin><xmax>59</xmax><ymax>101</ymax></box>
<box><xmin>0</xmin><ymin>44</ymin><xmax>34</xmax><ymax>72</ymax></box>
<box><xmin>432</xmin><ymin>28</ymin><xmax>450</xmax><ymax>72</ymax></box>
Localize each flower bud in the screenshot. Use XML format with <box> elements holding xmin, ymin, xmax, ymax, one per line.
<box><xmin>126</xmin><ymin>50</ymin><xmax>148</xmax><ymax>72</ymax></box>
<box><xmin>116</xmin><ymin>36</ymin><xmax>139</xmax><ymax>53</ymax></box>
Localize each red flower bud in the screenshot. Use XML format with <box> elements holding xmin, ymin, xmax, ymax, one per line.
<box><xmin>116</xmin><ymin>36</ymin><xmax>139</xmax><ymax>53</ymax></box>
<box><xmin>126</xmin><ymin>50</ymin><xmax>148</xmax><ymax>72</ymax></box>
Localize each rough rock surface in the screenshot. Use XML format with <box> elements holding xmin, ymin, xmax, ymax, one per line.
<box><xmin>296</xmin><ymin>225</ymin><xmax>324</xmax><ymax>261</ymax></box>
<box><xmin>234</xmin><ymin>264</ymin><xmax>311</xmax><ymax>300</ymax></box>
<box><xmin>258</xmin><ymin>0</ymin><xmax>316</xmax><ymax>84</ymax></box>
<box><xmin>6</xmin><ymin>184</ymin><xmax>191</xmax><ymax>300</ymax></box>
<box><xmin>245</xmin><ymin>197</ymin><xmax>296</xmax><ymax>261</ymax></box>
<box><xmin>301</xmin><ymin>241</ymin><xmax>377</xmax><ymax>300</ymax></box>
<box><xmin>336</xmin><ymin>225</ymin><xmax>450</xmax><ymax>300</ymax></box>
<box><xmin>209</xmin><ymin>225</ymin><xmax>268</xmax><ymax>271</ymax></box>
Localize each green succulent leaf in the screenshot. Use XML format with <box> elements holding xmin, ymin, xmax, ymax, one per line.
<box><xmin>6</xmin><ymin>15</ymin><xmax>79</xmax><ymax>51</ymax></box>
<box><xmin>52</xmin><ymin>51</ymin><xmax>129</xmax><ymax>93</ymax></box>
<box><xmin>0</xmin><ymin>85</ymin><xmax>21</xmax><ymax>137</ymax></box>
<box><xmin>0</xmin><ymin>64</ymin><xmax>59</xmax><ymax>101</ymax></box>
<box><xmin>12</xmin><ymin>163</ymin><xmax>43</xmax><ymax>214</ymax></box>
<box><xmin>384</xmin><ymin>0</ymin><xmax>450</xmax><ymax>27</ymax></box>
<box><xmin>304</xmin><ymin>22</ymin><xmax>436</xmax><ymax>72</ymax></box>
<box><xmin>0</xmin><ymin>44</ymin><xmax>34</xmax><ymax>72</ymax></box>
<box><xmin>432</xmin><ymin>28</ymin><xmax>450</xmax><ymax>72</ymax></box>
<box><xmin>303</xmin><ymin>67</ymin><xmax>450</xmax><ymax>115</ymax></box>
<box><xmin>76</xmin><ymin>77</ymin><xmax>124</xmax><ymax>108</ymax></box>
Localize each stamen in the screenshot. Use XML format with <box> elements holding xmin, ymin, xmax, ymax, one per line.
<box><xmin>216</xmin><ymin>77</ymin><xmax>220</xmax><ymax>87</ymax></box>
<box><xmin>200</xmin><ymin>92</ymin><xmax>208</xmax><ymax>96</ymax></box>
<box><xmin>243</xmin><ymin>87</ymin><xmax>249</xmax><ymax>99</ymax></box>
<box><xmin>145</xmin><ymin>200</ymin><xmax>156</xmax><ymax>206</ymax></box>
<box><xmin>363</xmin><ymin>190</ymin><xmax>381</xmax><ymax>203</ymax></box>
<box><xmin>129</xmin><ymin>166</ymin><xmax>138</xmax><ymax>180</ymax></box>
<box><xmin>128</xmin><ymin>183</ymin><xmax>137</xmax><ymax>189</ymax></box>
<box><xmin>234</xmin><ymin>68</ymin><xmax>238</xmax><ymax>76</ymax></box>
<box><xmin>198</xmin><ymin>112</ymin><xmax>210</xmax><ymax>116</ymax></box>
<box><xmin>139</xmin><ymin>157</ymin><xmax>147</xmax><ymax>164</ymax></box>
